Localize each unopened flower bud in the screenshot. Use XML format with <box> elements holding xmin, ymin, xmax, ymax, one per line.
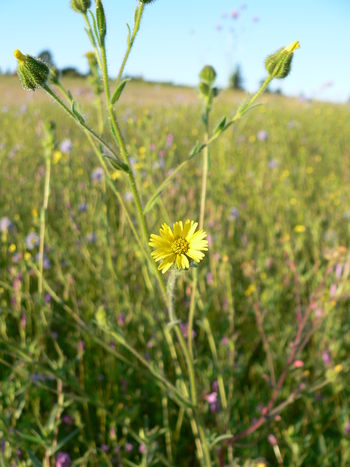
<box><xmin>141</xmin><ymin>0</ymin><xmax>156</xmax><ymax>3</ymax></box>
<box><xmin>199</xmin><ymin>65</ymin><xmax>217</xmax><ymax>86</ymax></box>
<box><xmin>96</xmin><ymin>0</ymin><xmax>107</xmax><ymax>44</ymax></box>
<box><xmin>85</xmin><ymin>51</ymin><xmax>98</xmax><ymax>71</ymax></box>
<box><xmin>265</xmin><ymin>41</ymin><xmax>300</xmax><ymax>79</ymax></box>
<box><xmin>14</xmin><ymin>49</ymin><xmax>50</xmax><ymax>91</ymax></box>
<box><xmin>70</xmin><ymin>0</ymin><xmax>91</xmax><ymax>14</ymax></box>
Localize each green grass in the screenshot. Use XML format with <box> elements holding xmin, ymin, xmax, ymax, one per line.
<box><xmin>1</xmin><ymin>76</ymin><xmax>350</xmax><ymax>467</ymax></box>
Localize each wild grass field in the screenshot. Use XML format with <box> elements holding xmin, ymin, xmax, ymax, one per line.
<box><xmin>1</xmin><ymin>68</ymin><xmax>350</xmax><ymax>467</ymax></box>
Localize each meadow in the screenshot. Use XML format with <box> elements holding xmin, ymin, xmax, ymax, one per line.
<box><xmin>1</xmin><ymin>8</ymin><xmax>350</xmax><ymax>466</ymax></box>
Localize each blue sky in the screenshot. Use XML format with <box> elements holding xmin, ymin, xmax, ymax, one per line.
<box><xmin>2</xmin><ymin>0</ymin><xmax>350</xmax><ymax>102</ymax></box>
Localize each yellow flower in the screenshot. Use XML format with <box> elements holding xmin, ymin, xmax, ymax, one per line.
<box><xmin>284</xmin><ymin>40</ymin><xmax>300</xmax><ymax>53</ymax></box>
<box><xmin>149</xmin><ymin>220</ymin><xmax>208</xmax><ymax>274</ymax></box>
<box><xmin>294</xmin><ymin>225</ymin><xmax>306</xmax><ymax>233</ymax></box>
<box><xmin>8</xmin><ymin>244</ymin><xmax>16</xmax><ymax>253</ymax></box>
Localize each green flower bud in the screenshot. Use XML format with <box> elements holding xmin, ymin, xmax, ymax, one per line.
<box><xmin>70</xmin><ymin>0</ymin><xmax>91</xmax><ymax>14</ymax></box>
<box><xmin>85</xmin><ymin>51</ymin><xmax>98</xmax><ymax>70</ymax></box>
<box><xmin>140</xmin><ymin>0</ymin><xmax>156</xmax><ymax>3</ymax></box>
<box><xmin>49</xmin><ymin>66</ymin><xmax>61</xmax><ymax>85</ymax></box>
<box><xmin>14</xmin><ymin>49</ymin><xmax>50</xmax><ymax>91</ymax></box>
<box><xmin>199</xmin><ymin>65</ymin><xmax>216</xmax><ymax>86</ymax></box>
<box><xmin>96</xmin><ymin>0</ymin><xmax>106</xmax><ymax>44</ymax></box>
<box><xmin>265</xmin><ymin>41</ymin><xmax>300</xmax><ymax>79</ymax></box>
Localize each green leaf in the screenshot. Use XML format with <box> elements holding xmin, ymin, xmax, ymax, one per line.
<box><xmin>47</xmin><ymin>427</ymin><xmax>81</xmax><ymax>456</ymax></box>
<box><xmin>126</xmin><ymin>23</ymin><xmax>131</xmax><ymax>47</ymax></box>
<box><xmin>16</xmin><ymin>431</ymin><xmax>46</xmax><ymax>447</ymax></box>
<box><xmin>237</xmin><ymin>92</ymin><xmax>250</xmax><ymax>114</ymax></box>
<box><xmin>143</xmin><ymin>177</ymin><xmax>172</xmax><ymax>214</ymax></box>
<box><xmin>209</xmin><ymin>433</ymin><xmax>234</xmax><ymax>448</ymax></box>
<box><xmin>189</xmin><ymin>141</ymin><xmax>201</xmax><ymax>159</ymax></box>
<box><xmin>198</xmin><ymin>81</ymin><xmax>210</xmax><ymax>99</ymax></box>
<box><xmin>84</xmin><ymin>27</ymin><xmax>95</xmax><ymax>48</ymax></box>
<box><xmin>44</xmin><ymin>403</ymin><xmax>62</xmax><ymax>434</ymax></box>
<box><xmin>111</xmin><ymin>78</ymin><xmax>130</xmax><ymax>105</ymax></box>
<box><xmin>134</xmin><ymin>6</ymin><xmax>140</xmax><ymax>25</ymax></box>
<box><xmin>72</xmin><ymin>101</ymin><xmax>85</xmax><ymax>124</ymax></box>
<box><xmin>88</xmin><ymin>9</ymin><xmax>101</xmax><ymax>47</ymax></box>
<box><xmin>0</xmin><ymin>454</ymin><xmax>11</xmax><ymax>467</ymax></box>
<box><xmin>214</xmin><ymin>116</ymin><xmax>226</xmax><ymax>135</ymax></box>
<box><xmin>103</xmin><ymin>154</ymin><xmax>129</xmax><ymax>173</ymax></box>
<box><xmin>240</xmin><ymin>102</ymin><xmax>263</xmax><ymax>117</ymax></box>
<box><xmin>27</xmin><ymin>449</ymin><xmax>43</xmax><ymax>467</ymax></box>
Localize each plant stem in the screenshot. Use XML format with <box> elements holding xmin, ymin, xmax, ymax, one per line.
<box><xmin>38</xmin><ymin>148</ymin><xmax>51</xmax><ymax>300</ymax></box>
<box><xmin>188</xmin><ymin>112</ymin><xmax>209</xmax><ymax>360</ymax></box>
<box><xmin>99</xmin><ymin>39</ymin><xmax>167</xmax><ymax>297</ymax></box>
<box><xmin>113</xmin><ymin>3</ymin><xmax>145</xmax><ymax>91</ymax></box>
<box><xmin>43</xmin><ymin>85</ymin><xmax>122</xmax><ymax>164</ymax></box>
<box><xmin>167</xmin><ymin>270</ymin><xmax>212</xmax><ymax>466</ymax></box>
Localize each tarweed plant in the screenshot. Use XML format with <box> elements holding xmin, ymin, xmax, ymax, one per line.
<box><xmin>2</xmin><ymin>1</ymin><xmax>350</xmax><ymax>466</ymax></box>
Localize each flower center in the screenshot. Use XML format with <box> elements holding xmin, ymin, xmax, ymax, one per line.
<box><xmin>171</xmin><ymin>238</ymin><xmax>189</xmax><ymax>255</ymax></box>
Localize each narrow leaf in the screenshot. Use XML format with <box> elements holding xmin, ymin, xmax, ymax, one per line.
<box><xmin>88</xmin><ymin>9</ymin><xmax>101</xmax><ymax>47</ymax></box>
<box><xmin>189</xmin><ymin>141</ymin><xmax>201</xmax><ymax>159</ymax></box>
<box><xmin>214</xmin><ymin>116</ymin><xmax>226</xmax><ymax>135</ymax></box>
<box><xmin>111</xmin><ymin>78</ymin><xmax>130</xmax><ymax>105</ymax></box>
<box><xmin>126</xmin><ymin>23</ymin><xmax>131</xmax><ymax>47</ymax></box>
<box><xmin>47</xmin><ymin>427</ymin><xmax>81</xmax><ymax>456</ymax></box>
<box><xmin>240</xmin><ymin>102</ymin><xmax>263</xmax><ymax>117</ymax></box>
<box><xmin>143</xmin><ymin>180</ymin><xmax>171</xmax><ymax>214</ymax></box>
<box><xmin>237</xmin><ymin>92</ymin><xmax>250</xmax><ymax>114</ymax></box>
<box><xmin>84</xmin><ymin>27</ymin><xmax>95</xmax><ymax>48</ymax></box>
<box><xmin>27</xmin><ymin>450</ymin><xmax>43</xmax><ymax>467</ymax></box>
<box><xmin>103</xmin><ymin>154</ymin><xmax>129</xmax><ymax>173</ymax></box>
<box><xmin>72</xmin><ymin>101</ymin><xmax>85</xmax><ymax>124</ymax></box>
<box><xmin>134</xmin><ymin>6</ymin><xmax>140</xmax><ymax>25</ymax></box>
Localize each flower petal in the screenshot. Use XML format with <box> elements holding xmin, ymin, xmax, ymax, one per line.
<box><xmin>159</xmin><ymin>254</ymin><xmax>176</xmax><ymax>273</ymax></box>
<box><xmin>173</xmin><ymin>221</ymin><xmax>183</xmax><ymax>239</ymax></box>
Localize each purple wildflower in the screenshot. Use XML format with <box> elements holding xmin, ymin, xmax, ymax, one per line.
<box><xmin>221</xmin><ymin>337</ymin><xmax>229</xmax><ymax>345</ymax></box>
<box><xmin>206</xmin><ymin>272</ymin><xmax>213</xmax><ymax>285</ymax></box>
<box><xmin>230</xmin><ymin>207</ymin><xmax>239</xmax><ymax>219</ymax></box>
<box><xmin>268</xmin><ymin>159</ymin><xmax>279</xmax><ymax>169</ymax></box>
<box><xmin>124</xmin><ymin>192</ymin><xmax>133</xmax><ymax>202</ymax></box>
<box><xmin>101</xmin><ymin>444</ymin><xmax>109</xmax><ymax>453</ymax></box>
<box><xmin>345</xmin><ymin>422</ymin><xmax>350</xmax><ymax>435</ymax></box>
<box><xmin>166</xmin><ymin>133</ymin><xmax>173</xmax><ymax>147</ymax></box>
<box><xmin>179</xmin><ymin>323</ymin><xmax>196</xmax><ymax>339</ymax></box>
<box><xmin>205</xmin><ymin>392</ymin><xmax>217</xmax><ymax>404</ymax></box>
<box><xmin>212</xmin><ymin>380</ymin><xmax>219</xmax><ymax>392</ymax></box>
<box><xmin>91</xmin><ymin>167</ymin><xmax>104</xmax><ymax>182</ymax></box>
<box><xmin>60</xmin><ymin>139</ymin><xmax>73</xmax><ymax>154</ymax></box>
<box><xmin>35</xmin><ymin>252</ymin><xmax>52</xmax><ymax>269</ymax></box>
<box><xmin>0</xmin><ymin>217</ymin><xmax>12</xmax><ymax>232</ymax></box>
<box><xmin>86</xmin><ymin>232</ymin><xmax>97</xmax><ymax>243</ymax></box>
<box><xmin>62</xmin><ymin>414</ymin><xmax>74</xmax><ymax>424</ymax></box>
<box><xmin>322</xmin><ymin>351</ymin><xmax>331</xmax><ymax>365</ymax></box>
<box><xmin>335</xmin><ymin>263</ymin><xmax>342</xmax><ymax>279</ymax></box>
<box><xmin>44</xmin><ymin>294</ymin><xmax>52</xmax><ymax>303</ymax></box>
<box><xmin>139</xmin><ymin>445</ymin><xmax>147</xmax><ymax>454</ymax></box>
<box><xmin>330</xmin><ymin>283</ymin><xmax>337</xmax><ymax>297</ymax></box>
<box><xmin>257</xmin><ymin>130</ymin><xmax>268</xmax><ymax>141</ymax></box>
<box><xmin>268</xmin><ymin>434</ymin><xmax>278</xmax><ymax>446</ymax></box>
<box><xmin>25</xmin><ymin>232</ymin><xmax>40</xmax><ymax>250</ymax></box>
<box><xmin>125</xmin><ymin>443</ymin><xmax>133</xmax><ymax>453</ymax></box>
<box><xmin>78</xmin><ymin>202</ymin><xmax>87</xmax><ymax>212</ymax></box>
<box><xmin>56</xmin><ymin>452</ymin><xmax>71</xmax><ymax>467</ymax></box>
<box><xmin>117</xmin><ymin>313</ymin><xmax>125</xmax><ymax>326</ymax></box>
